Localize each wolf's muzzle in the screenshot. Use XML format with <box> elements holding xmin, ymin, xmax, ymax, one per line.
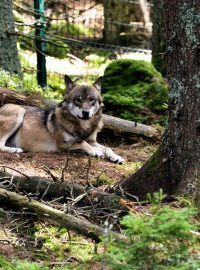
<box><xmin>82</xmin><ymin>111</ymin><xmax>90</xmax><ymax>119</ymax></box>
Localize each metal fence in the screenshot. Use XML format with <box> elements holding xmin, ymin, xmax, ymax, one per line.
<box><xmin>14</xmin><ymin>0</ymin><xmax>152</xmax><ymax>92</ymax></box>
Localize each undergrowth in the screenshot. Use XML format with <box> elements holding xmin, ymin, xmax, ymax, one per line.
<box><xmin>0</xmin><ymin>192</ymin><xmax>199</xmax><ymax>270</ymax></box>
<box><xmin>0</xmin><ymin>69</ymin><xmax>62</xmax><ymax>101</ymax></box>
<box><xmin>102</xmin><ymin>191</ymin><xmax>200</xmax><ymax>270</ymax></box>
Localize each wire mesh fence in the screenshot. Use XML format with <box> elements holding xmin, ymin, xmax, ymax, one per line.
<box><xmin>14</xmin><ymin>0</ymin><xmax>152</xmax><ymax>93</ymax></box>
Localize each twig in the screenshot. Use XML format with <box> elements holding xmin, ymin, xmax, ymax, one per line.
<box><xmin>41</xmin><ymin>165</ymin><xmax>59</xmax><ymax>182</ymax></box>
<box><xmin>40</xmin><ymin>181</ymin><xmax>52</xmax><ymax>201</ymax></box>
<box><xmin>85</xmin><ymin>156</ymin><xmax>92</xmax><ymax>187</ymax></box>
<box><xmin>0</xmin><ymin>165</ymin><xmax>31</xmax><ymax>179</ymax></box>
<box><xmin>71</xmin><ymin>193</ymin><xmax>87</xmax><ymax>206</ymax></box>
<box><xmin>61</xmin><ymin>152</ymin><xmax>70</xmax><ymax>182</ymax></box>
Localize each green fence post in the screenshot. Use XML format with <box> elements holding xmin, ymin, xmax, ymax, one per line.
<box><xmin>34</xmin><ymin>0</ymin><xmax>47</xmax><ymax>88</ymax></box>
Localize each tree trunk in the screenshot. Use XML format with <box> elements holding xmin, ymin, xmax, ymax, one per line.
<box><xmin>0</xmin><ymin>0</ymin><xmax>21</xmax><ymax>74</ymax></box>
<box><xmin>151</xmin><ymin>0</ymin><xmax>166</xmax><ymax>75</ymax></box>
<box><xmin>103</xmin><ymin>0</ymin><xmax>149</xmax><ymax>46</ymax></box>
<box><xmin>119</xmin><ymin>0</ymin><xmax>200</xmax><ymax>203</ymax></box>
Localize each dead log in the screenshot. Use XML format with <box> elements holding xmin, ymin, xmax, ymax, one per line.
<box><xmin>0</xmin><ymin>87</ymin><xmax>47</xmax><ymax>107</ymax></box>
<box><xmin>103</xmin><ymin>114</ymin><xmax>160</xmax><ymax>141</ymax></box>
<box><xmin>0</xmin><ymin>187</ymin><xmax>127</xmax><ymax>241</ymax></box>
<box><xmin>0</xmin><ymin>87</ymin><xmax>161</xmax><ymax>141</ymax></box>
<box><xmin>0</xmin><ymin>170</ymin><xmax>129</xmax><ymax>213</ymax></box>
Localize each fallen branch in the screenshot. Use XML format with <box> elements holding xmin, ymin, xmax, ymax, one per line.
<box><xmin>0</xmin><ymin>187</ymin><xmax>127</xmax><ymax>242</ymax></box>
<box><xmin>0</xmin><ymin>87</ymin><xmax>161</xmax><ymax>141</ymax></box>
<box><xmin>0</xmin><ymin>170</ymin><xmax>129</xmax><ymax>212</ymax></box>
<box><xmin>103</xmin><ymin>114</ymin><xmax>160</xmax><ymax>141</ymax></box>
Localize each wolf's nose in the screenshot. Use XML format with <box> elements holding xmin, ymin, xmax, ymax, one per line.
<box><xmin>82</xmin><ymin>111</ymin><xmax>89</xmax><ymax>119</ymax></box>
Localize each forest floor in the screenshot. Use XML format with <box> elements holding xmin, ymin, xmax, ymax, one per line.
<box><xmin>0</xmin><ymin>141</ymin><xmax>157</xmax><ymax>182</ymax></box>
<box><xmin>0</xmin><ymin>140</ymin><xmax>157</xmax><ymax>266</ymax></box>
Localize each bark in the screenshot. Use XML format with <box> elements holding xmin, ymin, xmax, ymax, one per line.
<box><xmin>119</xmin><ymin>0</ymin><xmax>200</xmax><ymax>202</ymax></box>
<box><xmin>103</xmin><ymin>114</ymin><xmax>160</xmax><ymax>141</ymax></box>
<box><xmin>103</xmin><ymin>0</ymin><xmax>136</xmax><ymax>44</ymax></box>
<box><xmin>103</xmin><ymin>0</ymin><xmax>151</xmax><ymax>45</ymax></box>
<box><xmin>151</xmin><ymin>0</ymin><xmax>166</xmax><ymax>75</ymax></box>
<box><xmin>0</xmin><ymin>187</ymin><xmax>127</xmax><ymax>241</ymax></box>
<box><xmin>0</xmin><ymin>87</ymin><xmax>47</xmax><ymax>107</ymax></box>
<box><xmin>0</xmin><ymin>87</ymin><xmax>160</xmax><ymax>141</ymax></box>
<box><xmin>0</xmin><ymin>0</ymin><xmax>21</xmax><ymax>74</ymax></box>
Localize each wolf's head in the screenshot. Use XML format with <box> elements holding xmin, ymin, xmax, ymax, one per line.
<box><xmin>64</xmin><ymin>75</ymin><xmax>104</xmax><ymax>120</ymax></box>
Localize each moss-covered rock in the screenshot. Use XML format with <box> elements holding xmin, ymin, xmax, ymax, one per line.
<box><xmin>102</xmin><ymin>59</ymin><xmax>168</xmax><ymax>124</ymax></box>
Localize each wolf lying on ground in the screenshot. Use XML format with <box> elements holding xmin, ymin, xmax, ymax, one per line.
<box><xmin>0</xmin><ymin>75</ymin><xmax>125</xmax><ymax>164</ymax></box>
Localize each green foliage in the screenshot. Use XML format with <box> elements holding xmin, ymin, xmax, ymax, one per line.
<box><xmin>0</xmin><ymin>69</ymin><xmax>62</xmax><ymax>101</ymax></box>
<box><xmin>102</xmin><ymin>59</ymin><xmax>168</xmax><ymax>124</ymax></box>
<box><xmin>45</xmin><ymin>40</ymin><xmax>69</xmax><ymax>59</ymax></box>
<box><xmin>147</xmin><ymin>188</ymin><xmax>167</xmax><ymax>205</ymax></box>
<box><xmin>49</xmin><ymin>21</ymin><xmax>94</xmax><ymax>38</ymax></box>
<box><xmin>102</xmin><ymin>194</ymin><xmax>200</xmax><ymax>270</ymax></box>
<box><xmin>0</xmin><ymin>69</ymin><xmax>24</xmax><ymax>91</ymax></box>
<box><xmin>0</xmin><ymin>257</ymin><xmax>75</xmax><ymax>270</ymax></box>
<box><xmin>86</xmin><ymin>53</ymin><xmax>112</xmax><ymax>69</ymax></box>
<box><xmin>18</xmin><ymin>34</ymin><xmax>69</xmax><ymax>59</ymax></box>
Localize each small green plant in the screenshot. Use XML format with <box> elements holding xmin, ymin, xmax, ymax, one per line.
<box><xmin>147</xmin><ymin>188</ymin><xmax>167</xmax><ymax>205</ymax></box>
<box><xmin>0</xmin><ymin>69</ymin><xmax>24</xmax><ymax>91</ymax></box>
<box><xmin>101</xmin><ymin>192</ymin><xmax>200</xmax><ymax>270</ymax></box>
<box><xmin>0</xmin><ymin>256</ymin><xmax>77</xmax><ymax>270</ymax></box>
<box><xmin>0</xmin><ymin>69</ymin><xmax>63</xmax><ymax>101</ymax></box>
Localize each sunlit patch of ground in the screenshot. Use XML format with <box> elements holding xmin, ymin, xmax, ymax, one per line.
<box><xmin>0</xmin><ymin>142</ymin><xmax>157</xmax><ymax>185</ymax></box>
<box><xmin>20</xmin><ymin>49</ymin><xmax>151</xmax><ymax>79</ymax></box>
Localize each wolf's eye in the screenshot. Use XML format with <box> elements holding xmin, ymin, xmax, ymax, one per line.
<box><xmin>89</xmin><ymin>97</ymin><xmax>96</xmax><ymax>104</ymax></box>
<box><xmin>74</xmin><ymin>97</ymin><xmax>82</xmax><ymax>105</ymax></box>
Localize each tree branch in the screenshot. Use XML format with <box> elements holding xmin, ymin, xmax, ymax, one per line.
<box><xmin>0</xmin><ymin>170</ymin><xmax>129</xmax><ymax>212</ymax></box>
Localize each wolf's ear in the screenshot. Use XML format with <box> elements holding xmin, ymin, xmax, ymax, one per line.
<box><xmin>64</xmin><ymin>75</ymin><xmax>75</xmax><ymax>94</ymax></box>
<box><xmin>93</xmin><ymin>76</ymin><xmax>103</xmax><ymax>92</ymax></box>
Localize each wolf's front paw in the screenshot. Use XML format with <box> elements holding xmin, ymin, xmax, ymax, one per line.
<box><xmin>90</xmin><ymin>149</ymin><xmax>104</xmax><ymax>159</ymax></box>
<box><xmin>10</xmin><ymin>147</ymin><xmax>23</xmax><ymax>153</ymax></box>
<box><xmin>108</xmin><ymin>154</ymin><xmax>125</xmax><ymax>164</ymax></box>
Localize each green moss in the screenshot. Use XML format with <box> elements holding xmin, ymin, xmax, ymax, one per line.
<box><xmin>92</xmin><ymin>172</ymin><xmax>114</xmax><ymax>187</ymax></box>
<box><xmin>34</xmin><ymin>224</ymin><xmax>94</xmax><ymax>262</ymax></box>
<box><xmin>117</xmin><ymin>162</ymin><xmax>143</xmax><ymax>177</ymax></box>
<box><xmin>102</xmin><ymin>59</ymin><xmax>168</xmax><ymax>124</ymax></box>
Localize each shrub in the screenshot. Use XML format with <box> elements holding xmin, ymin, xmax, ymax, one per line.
<box><xmin>0</xmin><ymin>69</ymin><xmax>63</xmax><ymax>100</ymax></box>
<box><xmin>102</xmin><ymin>202</ymin><xmax>200</xmax><ymax>270</ymax></box>
<box><xmin>102</xmin><ymin>59</ymin><xmax>168</xmax><ymax>124</ymax></box>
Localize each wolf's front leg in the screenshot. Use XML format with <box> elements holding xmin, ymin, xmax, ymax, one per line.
<box><xmin>92</xmin><ymin>143</ymin><xmax>125</xmax><ymax>164</ymax></box>
<box><xmin>62</xmin><ymin>141</ymin><xmax>104</xmax><ymax>158</ymax></box>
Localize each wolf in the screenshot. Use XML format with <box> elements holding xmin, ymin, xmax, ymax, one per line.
<box><xmin>0</xmin><ymin>75</ymin><xmax>125</xmax><ymax>164</ymax></box>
